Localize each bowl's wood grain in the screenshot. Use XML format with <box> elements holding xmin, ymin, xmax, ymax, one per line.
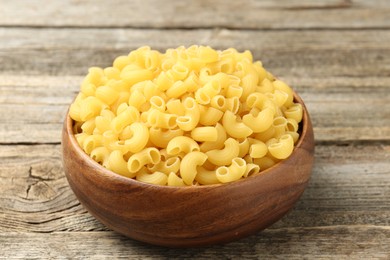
<box><xmin>62</xmin><ymin>92</ymin><xmax>314</xmax><ymax>247</ymax></box>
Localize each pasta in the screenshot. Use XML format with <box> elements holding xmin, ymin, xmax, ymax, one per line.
<box><xmin>69</xmin><ymin>46</ymin><xmax>303</xmax><ymax>186</ymax></box>
<box><xmin>180</xmin><ymin>152</ymin><xmax>208</xmax><ymax>185</ymax></box>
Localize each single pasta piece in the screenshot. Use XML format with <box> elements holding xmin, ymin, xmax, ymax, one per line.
<box><xmin>216</xmin><ymin>158</ymin><xmax>246</xmax><ymax>183</ymax></box>
<box><xmin>108</xmin><ymin>150</ymin><xmax>134</xmax><ymax>178</ymax></box>
<box><xmin>110</xmin><ymin>106</ymin><xmax>139</xmax><ymax>133</ymax></box>
<box><xmin>166</xmin><ymin>99</ymin><xmax>185</xmax><ymax>116</ymax></box>
<box><xmin>176</xmin><ymin>97</ymin><xmax>200</xmax><ymax>131</ymax></box>
<box><xmin>273</xmin><ymin>80</ymin><xmax>294</xmax><ymax>107</ymax></box>
<box><xmin>148</xmin><ymin>156</ymin><xmax>181</xmax><ymax>174</ymax></box>
<box><xmin>222</xmin><ymin>110</ymin><xmax>253</xmax><ymax>139</ymax></box>
<box><xmin>147</xmin><ymin>109</ymin><xmax>178</xmax><ymax>129</ymax></box>
<box><xmin>180</xmin><ymin>152</ymin><xmax>208</xmax><ymax>185</ymax></box>
<box><xmin>155</xmin><ymin>71</ymin><xmax>174</xmax><ymax>91</ymax></box>
<box><xmin>166</xmin><ymin>81</ymin><xmax>188</xmax><ymax>98</ymax></box>
<box><xmin>79</xmin><ymin>96</ymin><xmax>106</xmax><ymax>121</ymax></box>
<box><xmin>249</xmin><ymin>142</ymin><xmax>268</xmax><ymax>158</ymax></box>
<box><xmin>149</xmin><ymin>96</ymin><xmax>166</xmax><ymax>112</ymax></box>
<box><xmin>195</xmin><ymin>167</ymin><xmax>221</xmax><ymax>185</ymax></box>
<box><xmin>167</xmin><ymin>172</ymin><xmax>186</xmax><ymax>186</ymax></box>
<box><xmin>272</xmin><ymin>116</ymin><xmax>288</xmax><ymax>138</ymax></box>
<box><xmin>127</xmin><ymin>148</ymin><xmax>161</xmax><ymax>173</ymax></box>
<box><xmin>243</xmin><ymin>163</ymin><xmax>260</xmax><ymax>178</ymax></box>
<box><xmin>96</xmin><ymin>86</ymin><xmax>119</xmax><ymax>105</ymax></box>
<box><xmin>90</xmin><ymin>146</ymin><xmax>110</xmax><ymax>166</ymax></box>
<box><xmin>191</xmin><ymin>126</ymin><xmax>218</xmax><ymax>142</ymax></box>
<box><xmin>238</xmin><ymin>138</ymin><xmax>250</xmax><ymax>158</ymax></box>
<box><xmin>242</xmin><ymin>107</ymin><xmax>274</xmax><ymax>133</ymax></box>
<box><xmin>199</xmin><ymin>106</ymin><xmax>224</xmax><ymax>126</ymax></box>
<box><xmin>200</xmin><ymin>123</ymin><xmax>227</xmax><ymax>152</ymax></box>
<box><xmin>136</xmin><ymin>169</ymin><xmax>168</xmax><ymax>186</ymax></box>
<box><xmin>284</xmin><ymin>103</ymin><xmax>303</xmax><ymax>123</ymax></box>
<box><xmin>166</xmin><ymin>136</ymin><xmax>200</xmax><ymax>155</ymax></box>
<box><xmin>268</xmin><ymin>134</ymin><xmax>294</xmax><ymax>160</ymax></box>
<box><xmin>206</xmin><ymin>138</ymin><xmax>240</xmax><ymax>166</ymax></box>
<box><xmin>123</xmin><ymin>122</ymin><xmax>149</xmax><ymax>153</ymax></box>
<box><xmin>82</xmin><ymin>134</ymin><xmax>103</xmax><ymax>154</ymax></box>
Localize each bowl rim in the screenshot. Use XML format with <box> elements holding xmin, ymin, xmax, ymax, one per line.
<box><xmin>63</xmin><ymin>91</ymin><xmax>311</xmax><ymax>191</ymax></box>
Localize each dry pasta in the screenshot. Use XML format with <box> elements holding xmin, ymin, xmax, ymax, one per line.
<box><xmin>69</xmin><ymin>46</ymin><xmax>303</xmax><ymax>186</ymax></box>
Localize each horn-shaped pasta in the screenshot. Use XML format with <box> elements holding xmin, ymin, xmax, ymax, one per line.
<box><xmin>108</xmin><ymin>150</ymin><xmax>134</xmax><ymax>178</ymax></box>
<box><xmin>206</xmin><ymin>138</ymin><xmax>240</xmax><ymax>166</ymax></box>
<box><xmin>127</xmin><ymin>148</ymin><xmax>161</xmax><ymax>173</ymax></box>
<box><xmin>268</xmin><ymin>134</ymin><xmax>294</xmax><ymax>160</ymax></box>
<box><xmin>243</xmin><ymin>163</ymin><xmax>260</xmax><ymax>178</ymax></box>
<box><xmin>180</xmin><ymin>152</ymin><xmax>208</xmax><ymax>185</ymax></box>
<box><xmin>216</xmin><ymin>158</ymin><xmax>246</xmax><ymax>183</ymax></box>
<box><xmin>195</xmin><ymin>167</ymin><xmax>220</xmax><ymax>185</ymax></box>
<box><xmin>176</xmin><ymin>97</ymin><xmax>200</xmax><ymax>131</ymax></box>
<box><xmin>123</xmin><ymin>122</ymin><xmax>149</xmax><ymax>153</ymax></box>
<box><xmin>110</xmin><ymin>106</ymin><xmax>139</xmax><ymax>133</ymax></box>
<box><xmin>136</xmin><ymin>169</ymin><xmax>167</xmax><ymax>186</ymax></box>
<box><xmin>242</xmin><ymin>107</ymin><xmax>274</xmax><ymax>133</ymax></box>
<box><xmin>166</xmin><ymin>136</ymin><xmax>200</xmax><ymax>155</ymax></box>
<box><xmin>199</xmin><ymin>106</ymin><xmax>223</xmax><ymax>126</ymax></box>
<box><xmin>222</xmin><ymin>110</ymin><xmax>253</xmax><ymax>139</ymax></box>
<box><xmin>200</xmin><ymin>123</ymin><xmax>227</xmax><ymax>152</ymax></box>
<box><xmin>191</xmin><ymin>126</ymin><xmax>218</xmax><ymax>142</ymax></box>
<box><xmin>167</xmin><ymin>172</ymin><xmax>186</xmax><ymax>186</ymax></box>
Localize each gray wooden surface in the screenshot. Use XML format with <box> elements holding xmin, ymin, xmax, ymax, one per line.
<box><xmin>1</xmin><ymin>1</ymin><xmax>390</xmax><ymax>259</ymax></box>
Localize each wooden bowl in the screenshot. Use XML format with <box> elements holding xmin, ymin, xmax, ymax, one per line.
<box><xmin>62</xmin><ymin>92</ymin><xmax>314</xmax><ymax>248</ymax></box>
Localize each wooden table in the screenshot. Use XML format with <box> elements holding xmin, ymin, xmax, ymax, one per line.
<box><xmin>1</xmin><ymin>1</ymin><xmax>390</xmax><ymax>258</ymax></box>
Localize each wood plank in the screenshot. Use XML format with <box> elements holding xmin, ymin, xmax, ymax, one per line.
<box><xmin>1</xmin><ymin>0</ymin><xmax>390</xmax><ymax>29</ymax></box>
<box><xmin>1</xmin><ymin>144</ymin><xmax>389</xmax><ymax>233</ymax></box>
<box><xmin>1</xmin><ymin>227</ymin><xmax>390</xmax><ymax>258</ymax></box>
<box><xmin>0</xmin><ymin>28</ymin><xmax>390</xmax><ymax>77</ymax></box>
<box><xmin>1</xmin><ymin>75</ymin><xmax>389</xmax><ymax>143</ymax></box>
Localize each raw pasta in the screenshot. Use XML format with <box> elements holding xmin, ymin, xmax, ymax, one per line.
<box><xmin>69</xmin><ymin>46</ymin><xmax>303</xmax><ymax>186</ymax></box>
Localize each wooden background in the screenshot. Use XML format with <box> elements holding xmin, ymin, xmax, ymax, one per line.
<box><xmin>1</xmin><ymin>0</ymin><xmax>390</xmax><ymax>258</ymax></box>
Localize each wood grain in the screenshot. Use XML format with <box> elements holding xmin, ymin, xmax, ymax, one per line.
<box><xmin>1</xmin><ymin>0</ymin><xmax>390</xmax><ymax>29</ymax></box>
<box><xmin>1</xmin><ymin>144</ymin><xmax>389</xmax><ymax>233</ymax></box>
<box><xmin>1</xmin><ymin>227</ymin><xmax>390</xmax><ymax>259</ymax></box>
<box><xmin>0</xmin><ymin>28</ymin><xmax>390</xmax><ymax>77</ymax></box>
<box><xmin>1</xmin><ymin>75</ymin><xmax>389</xmax><ymax>144</ymax></box>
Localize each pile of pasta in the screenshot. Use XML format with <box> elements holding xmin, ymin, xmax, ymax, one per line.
<box><xmin>69</xmin><ymin>46</ymin><xmax>303</xmax><ymax>186</ymax></box>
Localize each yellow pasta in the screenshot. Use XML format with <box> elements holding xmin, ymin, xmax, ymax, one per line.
<box><xmin>166</xmin><ymin>136</ymin><xmax>200</xmax><ymax>155</ymax></box>
<box><xmin>200</xmin><ymin>123</ymin><xmax>227</xmax><ymax>152</ymax></box>
<box><xmin>167</xmin><ymin>172</ymin><xmax>186</xmax><ymax>186</ymax></box>
<box><xmin>127</xmin><ymin>148</ymin><xmax>161</xmax><ymax>173</ymax></box>
<box><xmin>136</xmin><ymin>169</ymin><xmax>168</xmax><ymax>186</ymax></box>
<box><xmin>149</xmin><ymin>127</ymin><xmax>183</xmax><ymax>148</ymax></box>
<box><xmin>267</xmin><ymin>134</ymin><xmax>294</xmax><ymax>160</ymax></box>
<box><xmin>195</xmin><ymin>167</ymin><xmax>220</xmax><ymax>185</ymax></box>
<box><xmin>206</xmin><ymin>138</ymin><xmax>240</xmax><ymax>166</ymax></box>
<box><xmin>176</xmin><ymin>97</ymin><xmax>200</xmax><ymax>131</ymax></box>
<box><xmin>180</xmin><ymin>152</ymin><xmax>208</xmax><ymax>185</ymax></box>
<box><xmin>123</xmin><ymin>122</ymin><xmax>149</xmax><ymax>153</ymax></box>
<box><xmin>69</xmin><ymin>46</ymin><xmax>303</xmax><ymax>186</ymax></box>
<box><xmin>222</xmin><ymin>110</ymin><xmax>253</xmax><ymax>139</ymax></box>
<box><xmin>242</xmin><ymin>107</ymin><xmax>274</xmax><ymax>133</ymax></box>
<box><xmin>108</xmin><ymin>150</ymin><xmax>134</xmax><ymax>178</ymax></box>
<box><xmin>243</xmin><ymin>163</ymin><xmax>260</xmax><ymax>178</ymax></box>
<box><xmin>216</xmin><ymin>158</ymin><xmax>246</xmax><ymax>183</ymax></box>
<box><xmin>249</xmin><ymin>142</ymin><xmax>268</xmax><ymax>158</ymax></box>
<box><xmin>199</xmin><ymin>106</ymin><xmax>224</xmax><ymax>126</ymax></box>
<box><xmin>191</xmin><ymin>127</ymin><xmax>218</xmax><ymax>142</ymax></box>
